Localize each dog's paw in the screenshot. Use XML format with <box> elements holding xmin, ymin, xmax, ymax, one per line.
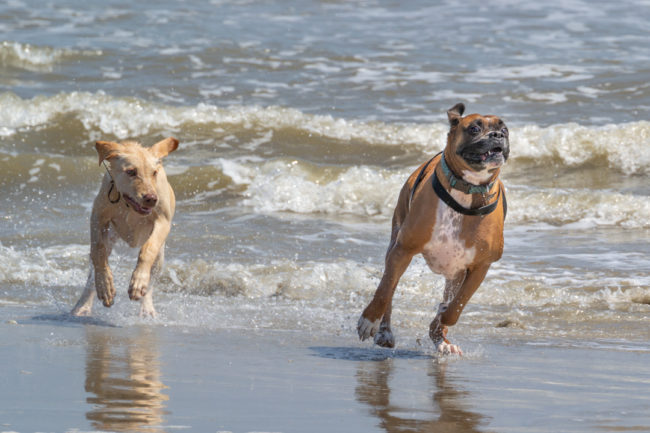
<box><xmin>95</xmin><ymin>272</ymin><xmax>116</xmax><ymax>307</ymax></box>
<box><xmin>129</xmin><ymin>270</ymin><xmax>150</xmax><ymax>300</ymax></box>
<box><xmin>139</xmin><ymin>299</ymin><xmax>157</xmax><ymax>318</ymax></box>
<box><xmin>357</xmin><ymin>315</ymin><xmax>381</xmax><ymax>341</ymax></box>
<box><xmin>373</xmin><ymin>326</ymin><xmax>395</xmax><ymax>348</ymax></box>
<box><xmin>436</xmin><ymin>341</ymin><xmax>463</xmax><ymax>356</ymax></box>
<box><xmin>430</xmin><ymin>316</ymin><xmax>463</xmax><ymax>356</ymax></box>
<box><xmin>70</xmin><ymin>305</ymin><xmax>92</xmax><ymax>317</ymax></box>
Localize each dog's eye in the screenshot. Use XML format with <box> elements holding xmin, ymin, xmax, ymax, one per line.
<box><xmin>468</xmin><ymin>125</ymin><xmax>481</xmax><ymax>135</ymax></box>
<box><xmin>501</xmin><ymin>127</ymin><xmax>508</xmax><ymax>135</ymax></box>
<box><xmin>126</xmin><ymin>169</ymin><xmax>137</xmax><ymax>177</ymax></box>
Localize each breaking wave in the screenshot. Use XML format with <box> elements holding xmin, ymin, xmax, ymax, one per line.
<box><xmin>0</xmin><ymin>41</ymin><xmax>102</xmax><ymax>71</ymax></box>
<box><xmin>214</xmin><ymin>158</ymin><xmax>650</xmax><ymax>228</ymax></box>
<box><xmin>1</xmin><ymin>92</ymin><xmax>649</xmax><ymax>174</ymax></box>
<box><xmin>2</xmin><ymin>241</ymin><xmax>647</xmax><ymax>342</ymax></box>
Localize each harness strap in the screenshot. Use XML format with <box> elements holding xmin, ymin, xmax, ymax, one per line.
<box><xmin>409</xmin><ymin>153</ymin><xmax>439</xmax><ymax>207</ymax></box>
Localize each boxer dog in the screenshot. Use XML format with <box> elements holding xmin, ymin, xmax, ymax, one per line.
<box><xmin>357</xmin><ymin>103</ymin><xmax>508</xmax><ymax>355</ymax></box>
<box><xmin>71</xmin><ymin>137</ymin><xmax>179</xmax><ymax>317</ymax></box>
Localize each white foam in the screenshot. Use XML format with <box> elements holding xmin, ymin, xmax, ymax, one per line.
<box><xmin>0</xmin><ymin>92</ymin><xmax>444</xmax><ymax>148</ymax></box>
<box><xmin>2</xmin><ymin>92</ymin><xmax>649</xmax><ymax>176</ymax></box>
<box><xmin>576</xmin><ymin>86</ymin><xmax>604</xmax><ymax>97</ymax></box>
<box><xmin>215</xmin><ymin>158</ymin><xmax>407</xmax><ymax>217</ymax></box>
<box><xmin>212</xmin><ymin>157</ymin><xmax>650</xmax><ymax>228</ymax></box>
<box><xmin>468</xmin><ymin>63</ymin><xmax>593</xmax><ymax>83</ymax></box>
<box><xmin>0</xmin><ymin>41</ymin><xmax>102</xmax><ymax>71</ymax></box>
<box><xmin>512</xmin><ymin>121</ymin><xmax>650</xmax><ymax>174</ymax></box>
<box><xmin>0</xmin><ymin>242</ymin><xmax>87</xmax><ymax>288</ymax></box>
<box><xmin>527</xmin><ymin>92</ymin><xmax>568</xmax><ymax>104</ymax></box>
<box><xmin>507</xmin><ymin>185</ymin><xmax>650</xmax><ymax>228</ymax></box>
<box><xmin>2</xmin><ymin>238</ymin><xmax>647</xmax><ymax>345</ymax></box>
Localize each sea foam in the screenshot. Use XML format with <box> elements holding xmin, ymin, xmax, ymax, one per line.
<box><xmin>0</xmin><ymin>41</ymin><xmax>102</xmax><ymax>71</ymax></box>
<box><xmin>212</xmin><ymin>157</ymin><xmax>650</xmax><ymax>228</ymax></box>
<box><xmin>2</xmin><ymin>92</ymin><xmax>648</xmax><ymax>174</ymax></box>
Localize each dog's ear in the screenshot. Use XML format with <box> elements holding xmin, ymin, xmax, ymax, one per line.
<box><xmin>150</xmin><ymin>137</ymin><xmax>179</xmax><ymax>159</ymax></box>
<box><xmin>447</xmin><ymin>103</ymin><xmax>465</xmax><ymax>127</ymax></box>
<box><xmin>95</xmin><ymin>141</ymin><xmax>122</xmax><ymax>166</ymax></box>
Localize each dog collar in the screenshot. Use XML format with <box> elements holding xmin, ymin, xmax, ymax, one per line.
<box><xmin>102</xmin><ymin>161</ymin><xmax>129</xmax><ymax>206</ymax></box>
<box><xmin>101</xmin><ymin>161</ymin><xmax>122</xmax><ymax>204</ymax></box>
<box><xmin>107</xmin><ymin>180</ymin><xmax>122</xmax><ymax>204</ymax></box>
<box><xmin>432</xmin><ymin>171</ymin><xmax>503</xmax><ymax>217</ymax></box>
<box><xmin>440</xmin><ymin>153</ymin><xmax>495</xmax><ymax>195</ymax></box>
<box><xmin>408</xmin><ymin>152</ymin><xmax>507</xmax><ymax>219</ymax></box>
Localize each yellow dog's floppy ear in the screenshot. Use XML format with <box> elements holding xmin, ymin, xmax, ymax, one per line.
<box><xmin>95</xmin><ymin>141</ymin><xmax>122</xmax><ymax>166</ymax></box>
<box><xmin>150</xmin><ymin>137</ymin><xmax>179</xmax><ymax>159</ymax></box>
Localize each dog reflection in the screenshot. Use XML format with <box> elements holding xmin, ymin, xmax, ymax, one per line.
<box><xmin>355</xmin><ymin>360</ymin><xmax>484</xmax><ymax>433</ymax></box>
<box><xmin>84</xmin><ymin>328</ymin><xmax>169</xmax><ymax>432</ymax></box>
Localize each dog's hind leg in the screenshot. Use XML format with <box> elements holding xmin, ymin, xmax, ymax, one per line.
<box><xmin>71</xmin><ymin>264</ymin><xmax>96</xmax><ymax>316</ymax></box>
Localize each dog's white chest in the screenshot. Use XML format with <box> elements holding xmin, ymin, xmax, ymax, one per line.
<box><xmin>110</xmin><ymin>212</ymin><xmax>154</xmax><ymax>248</ymax></box>
<box><xmin>422</xmin><ymin>193</ymin><xmax>476</xmax><ymax>279</ymax></box>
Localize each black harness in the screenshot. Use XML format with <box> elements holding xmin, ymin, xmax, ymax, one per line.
<box><xmin>410</xmin><ymin>152</ymin><xmax>507</xmax><ymax>219</ymax></box>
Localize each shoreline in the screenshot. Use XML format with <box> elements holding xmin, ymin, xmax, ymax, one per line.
<box><xmin>2</xmin><ymin>305</ymin><xmax>649</xmax><ymax>433</ymax></box>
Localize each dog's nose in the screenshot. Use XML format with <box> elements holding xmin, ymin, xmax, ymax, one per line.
<box><xmin>142</xmin><ymin>193</ymin><xmax>158</xmax><ymax>207</ymax></box>
<box><xmin>489</xmin><ymin>131</ymin><xmax>505</xmax><ymax>139</ymax></box>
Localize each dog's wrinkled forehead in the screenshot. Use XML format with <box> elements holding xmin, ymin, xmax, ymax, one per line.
<box><xmin>447</xmin><ymin>103</ymin><xmax>507</xmax><ymax>135</ymax></box>
<box><xmin>459</xmin><ymin>114</ymin><xmax>505</xmax><ymax>130</ymax></box>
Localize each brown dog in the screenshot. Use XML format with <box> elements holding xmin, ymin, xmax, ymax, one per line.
<box><xmin>71</xmin><ymin>137</ymin><xmax>179</xmax><ymax>317</ymax></box>
<box><xmin>357</xmin><ymin>103</ymin><xmax>508</xmax><ymax>354</ymax></box>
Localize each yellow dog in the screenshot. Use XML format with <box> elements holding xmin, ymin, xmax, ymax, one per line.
<box><xmin>71</xmin><ymin>137</ymin><xmax>178</xmax><ymax>317</ymax></box>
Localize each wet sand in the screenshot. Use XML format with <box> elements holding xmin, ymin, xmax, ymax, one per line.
<box><xmin>1</xmin><ymin>304</ymin><xmax>649</xmax><ymax>433</ymax></box>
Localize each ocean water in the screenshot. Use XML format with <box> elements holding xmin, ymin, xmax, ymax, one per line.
<box><xmin>1</xmin><ymin>0</ymin><xmax>649</xmax><ymax>353</ymax></box>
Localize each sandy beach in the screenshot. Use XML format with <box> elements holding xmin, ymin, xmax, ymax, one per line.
<box><xmin>2</xmin><ymin>304</ymin><xmax>648</xmax><ymax>433</ymax></box>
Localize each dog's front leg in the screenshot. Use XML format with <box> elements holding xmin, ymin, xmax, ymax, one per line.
<box><xmin>128</xmin><ymin>219</ymin><xmax>170</xmax><ymax>314</ymax></box>
<box><xmin>91</xmin><ymin>214</ymin><xmax>117</xmax><ymax>308</ymax></box>
<box><xmin>358</xmin><ymin>241</ymin><xmax>414</xmax><ymax>342</ymax></box>
<box><xmin>373</xmin><ymin>303</ymin><xmax>396</xmax><ymax>348</ymax></box>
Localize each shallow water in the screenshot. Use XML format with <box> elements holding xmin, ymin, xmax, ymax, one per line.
<box><xmin>1</xmin><ymin>0</ymin><xmax>649</xmax><ymax>369</ymax></box>
<box><xmin>2</xmin><ymin>315</ymin><xmax>649</xmax><ymax>433</ymax></box>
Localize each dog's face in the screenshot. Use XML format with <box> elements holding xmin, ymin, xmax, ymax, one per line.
<box><xmin>96</xmin><ymin>137</ymin><xmax>178</xmax><ymax>216</ymax></box>
<box><xmin>446</xmin><ymin>103</ymin><xmax>509</xmax><ymax>174</ymax></box>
